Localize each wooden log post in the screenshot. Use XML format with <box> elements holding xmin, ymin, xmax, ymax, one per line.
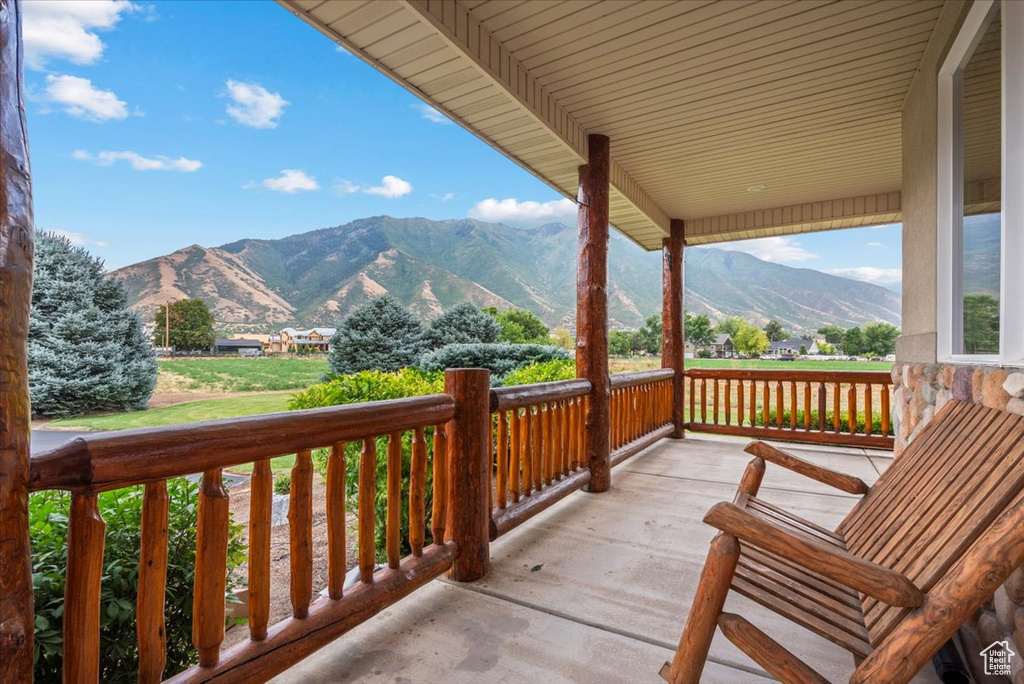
<box><xmin>662</xmin><ymin>219</ymin><xmax>685</xmax><ymax>438</ymax></box>
<box><xmin>444</xmin><ymin>368</ymin><xmax>491</xmax><ymax>582</ymax></box>
<box><xmin>0</xmin><ymin>2</ymin><xmax>35</xmax><ymax>680</ymax></box>
<box><xmin>576</xmin><ymin>133</ymin><xmax>612</xmax><ymax>492</ymax></box>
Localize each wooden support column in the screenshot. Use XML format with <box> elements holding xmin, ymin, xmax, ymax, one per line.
<box><xmin>662</xmin><ymin>219</ymin><xmax>685</xmax><ymax>439</ymax></box>
<box><xmin>444</xmin><ymin>368</ymin><xmax>491</xmax><ymax>582</ymax></box>
<box><xmin>576</xmin><ymin>134</ymin><xmax>611</xmax><ymax>493</ymax></box>
<box><xmin>0</xmin><ymin>2</ymin><xmax>36</xmax><ymax>680</ymax></box>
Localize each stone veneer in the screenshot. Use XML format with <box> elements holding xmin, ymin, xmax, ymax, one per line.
<box><xmin>892</xmin><ymin>362</ymin><xmax>1024</xmax><ymax>683</ymax></box>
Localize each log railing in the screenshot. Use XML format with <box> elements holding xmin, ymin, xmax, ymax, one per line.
<box><xmin>29</xmin><ymin>393</ymin><xmax>461</xmax><ymax>684</ymax></box>
<box><xmin>610</xmin><ymin>369</ymin><xmax>676</xmax><ymax>465</ymax></box>
<box><xmin>488</xmin><ymin>379</ymin><xmax>590</xmax><ymax>539</ymax></box>
<box><xmin>684</xmin><ymin>369</ymin><xmax>894</xmax><ymax>450</ymax></box>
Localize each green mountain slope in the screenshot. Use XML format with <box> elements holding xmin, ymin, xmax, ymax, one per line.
<box><xmin>112</xmin><ymin>216</ymin><xmax>901</xmax><ymax>334</ymax></box>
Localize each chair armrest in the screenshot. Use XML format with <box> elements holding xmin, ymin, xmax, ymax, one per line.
<box><xmin>704</xmin><ymin>501</ymin><xmax>923</xmax><ymax>608</ymax></box>
<box><xmin>745</xmin><ymin>441</ymin><xmax>870</xmax><ymax>495</ymax></box>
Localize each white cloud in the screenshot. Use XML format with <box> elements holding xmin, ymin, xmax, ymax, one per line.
<box><xmin>334</xmin><ymin>180</ymin><xmax>360</xmax><ymax>195</ymax></box>
<box><xmin>468</xmin><ymin>197</ymin><xmax>577</xmax><ymax>226</ymax></box>
<box><xmin>45</xmin><ymin>74</ymin><xmax>128</xmax><ymax>121</ymax></box>
<box><xmin>225</xmin><ymin>80</ymin><xmax>288</xmax><ymax>129</ymax></box>
<box><xmin>364</xmin><ymin>175</ymin><xmax>412</xmax><ymax>198</ymax></box>
<box><xmin>825</xmin><ymin>267</ymin><xmax>903</xmax><ymax>287</ymax></box>
<box><xmin>73</xmin><ymin>149</ymin><xmax>201</xmax><ymax>172</ymax></box>
<box><xmin>866</xmin><ymin>241</ymin><xmax>884</xmax><ymax>247</ymax></box>
<box><xmin>254</xmin><ymin>169</ymin><xmax>319</xmax><ymax>193</ymax></box>
<box><xmin>23</xmin><ymin>0</ymin><xmax>139</xmax><ymax>69</ymax></box>
<box><xmin>717</xmin><ymin>236</ymin><xmax>818</xmax><ymax>263</ymax></box>
<box><xmin>414</xmin><ymin>102</ymin><xmax>451</xmax><ymax>124</ymax></box>
<box><xmin>46</xmin><ymin>228</ymin><xmax>108</xmax><ymax>247</ymax></box>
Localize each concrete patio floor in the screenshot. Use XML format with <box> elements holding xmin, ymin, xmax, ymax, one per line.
<box><xmin>273</xmin><ymin>436</ymin><xmax>941</xmax><ymax>683</ymax></box>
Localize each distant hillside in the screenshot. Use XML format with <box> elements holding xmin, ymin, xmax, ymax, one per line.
<box><xmin>112</xmin><ymin>216</ymin><xmax>901</xmax><ymax>334</ymax></box>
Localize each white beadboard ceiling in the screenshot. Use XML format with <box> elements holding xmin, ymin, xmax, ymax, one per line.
<box><xmin>279</xmin><ymin>0</ymin><xmax>949</xmax><ymax>249</ymax></box>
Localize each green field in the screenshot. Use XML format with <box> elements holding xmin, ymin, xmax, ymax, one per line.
<box><xmin>158</xmin><ymin>357</ymin><xmax>327</xmax><ymax>392</ymax></box>
<box><xmin>611</xmin><ymin>356</ymin><xmax>892</xmax><ymax>373</ymax></box>
<box><xmin>49</xmin><ymin>392</ymin><xmax>293</xmax><ymax>430</ymax></box>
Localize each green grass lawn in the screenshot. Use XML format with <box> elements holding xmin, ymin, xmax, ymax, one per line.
<box><xmin>48</xmin><ymin>392</ymin><xmax>293</xmax><ymax>430</ymax></box>
<box><xmin>610</xmin><ymin>356</ymin><xmax>893</xmax><ymax>373</ymax></box>
<box><xmin>158</xmin><ymin>357</ymin><xmax>327</xmax><ymax>392</ymax></box>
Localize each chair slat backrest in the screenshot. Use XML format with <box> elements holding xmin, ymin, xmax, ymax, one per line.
<box><xmin>839</xmin><ymin>401</ymin><xmax>1024</xmax><ymax>644</ymax></box>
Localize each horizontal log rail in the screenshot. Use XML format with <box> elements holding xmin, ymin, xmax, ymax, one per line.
<box><xmin>684</xmin><ymin>369</ymin><xmax>894</xmax><ymax>450</ymax></box>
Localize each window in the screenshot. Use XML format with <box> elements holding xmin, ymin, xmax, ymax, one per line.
<box><xmin>938</xmin><ymin>0</ymin><xmax>1024</xmax><ymax>364</ymax></box>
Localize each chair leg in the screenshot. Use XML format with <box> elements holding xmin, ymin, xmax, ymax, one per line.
<box><xmin>663</xmin><ymin>532</ymin><xmax>741</xmax><ymax>684</ymax></box>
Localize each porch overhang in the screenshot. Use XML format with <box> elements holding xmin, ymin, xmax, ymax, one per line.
<box><xmin>277</xmin><ymin>0</ymin><xmax>953</xmax><ymax>248</ymax></box>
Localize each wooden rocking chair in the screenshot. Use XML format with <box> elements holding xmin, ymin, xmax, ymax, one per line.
<box><xmin>663</xmin><ymin>400</ymin><xmax>1024</xmax><ymax>683</ymax></box>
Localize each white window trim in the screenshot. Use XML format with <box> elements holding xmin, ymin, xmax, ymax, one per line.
<box><xmin>937</xmin><ymin>0</ymin><xmax>1024</xmax><ymax>366</ymax></box>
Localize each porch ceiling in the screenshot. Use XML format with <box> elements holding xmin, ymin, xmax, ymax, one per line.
<box><xmin>279</xmin><ymin>0</ymin><xmax>946</xmax><ymax>249</ymax></box>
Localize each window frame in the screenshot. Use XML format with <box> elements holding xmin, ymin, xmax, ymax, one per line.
<box><xmin>937</xmin><ymin>0</ymin><xmax>1024</xmax><ymax>365</ymax></box>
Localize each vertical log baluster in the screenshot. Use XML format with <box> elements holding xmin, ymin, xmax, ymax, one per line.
<box><xmin>138</xmin><ymin>481</ymin><xmax>168</xmax><ymax>683</ymax></box>
<box><xmin>410</xmin><ymin>428</ymin><xmax>427</xmax><ymax>556</ymax></box>
<box><xmin>762</xmin><ymin>380</ymin><xmax>770</xmax><ymax>428</ymax></box>
<box><xmin>496</xmin><ymin>411</ymin><xmax>508</xmax><ymax>509</ymax></box>
<box><xmin>510</xmin><ymin>410</ymin><xmax>522</xmax><ymax>501</ymax></box>
<box><xmin>818</xmin><ymin>382</ymin><xmax>827</xmax><ymax>433</ymax></box>
<box><xmin>749</xmin><ymin>381</ymin><xmax>756</xmax><ymax>427</ymax></box>
<box><xmin>65</xmin><ymin>492</ymin><xmax>106</xmax><ymax>683</ymax></box>
<box><xmin>431</xmin><ymin>425</ymin><xmax>448</xmax><ymax>545</ymax></box>
<box><xmin>776</xmin><ymin>381</ymin><xmax>784</xmax><ymax>428</ymax></box>
<box><xmin>522</xmin><ymin>407</ymin><xmax>534</xmax><ymax>497</ymax></box>
<box><xmin>848</xmin><ymin>384</ymin><xmax>858</xmax><ymax>434</ymax></box>
<box><xmin>358</xmin><ymin>438</ymin><xmax>376</xmax><ymax>582</ymax></box>
<box><xmin>193</xmin><ymin>469</ymin><xmax>229</xmax><ymax>667</ymax></box>
<box><xmin>724</xmin><ymin>380</ymin><xmax>731</xmax><ymax>425</ymax></box>
<box><xmin>568</xmin><ymin>399</ymin><xmax>578</xmax><ymax>470</ymax></box>
<box><xmin>700</xmin><ymin>379</ymin><xmax>708</xmax><ymax>423</ymax></box>
<box><xmin>326</xmin><ymin>444</ymin><xmax>346</xmax><ymax>600</ymax></box>
<box><xmin>803</xmin><ymin>382</ymin><xmax>811</xmax><ymax>430</ymax></box>
<box><xmin>385</xmin><ymin>433</ymin><xmax>402</xmax><ymax>569</ymax></box>
<box><xmin>863</xmin><ymin>384</ymin><xmax>872</xmax><ymax>436</ymax></box>
<box><xmin>789</xmin><ymin>381</ymin><xmax>797</xmax><ymax>430</ymax></box>
<box><xmin>737</xmin><ymin>380</ymin><xmax>744</xmax><ymax>427</ymax></box>
<box><xmin>543</xmin><ymin>403</ymin><xmax>553</xmax><ymax>485</ymax></box>
<box><xmin>689</xmin><ymin>376</ymin><xmax>696</xmax><ymax>427</ymax></box>
<box><xmin>881</xmin><ymin>384</ymin><xmax>891</xmax><ymax>437</ymax></box>
<box><xmin>833</xmin><ymin>383</ymin><xmax>841</xmax><ymax>432</ymax></box>
<box><xmin>560</xmin><ymin>400</ymin><xmax>569</xmax><ymax>477</ymax></box>
<box><xmin>249</xmin><ymin>461</ymin><xmax>272</xmax><ymax>635</ymax></box>
<box><xmin>289</xmin><ymin>450</ymin><xmax>313</xmax><ymax>618</ymax></box>
<box><xmin>713</xmin><ymin>380</ymin><xmax>720</xmax><ymax>425</ymax></box>
<box><xmin>576</xmin><ymin>397</ymin><xmax>586</xmax><ymax>469</ymax></box>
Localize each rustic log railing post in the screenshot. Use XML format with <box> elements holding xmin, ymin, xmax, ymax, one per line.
<box><xmin>0</xmin><ymin>1</ymin><xmax>35</xmax><ymax>679</ymax></box>
<box><xmin>444</xmin><ymin>368</ymin><xmax>491</xmax><ymax>582</ymax></box>
<box><xmin>576</xmin><ymin>133</ymin><xmax>611</xmax><ymax>492</ymax></box>
<box><xmin>662</xmin><ymin>218</ymin><xmax>685</xmax><ymax>438</ymax></box>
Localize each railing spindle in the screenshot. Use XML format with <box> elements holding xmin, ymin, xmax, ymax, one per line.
<box><xmin>289</xmin><ymin>450</ymin><xmax>314</xmax><ymax>618</ymax></box>
<box><xmin>864</xmin><ymin>384</ymin><xmax>873</xmax><ymax>436</ymax></box>
<box><xmin>818</xmin><ymin>382</ymin><xmax>827</xmax><ymax>432</ymax></box>
<box><xmin>749</xmin><ymin>381</ymin><xmax>756</xmax><ymax>426</ymax></box>
<box><xmin>138</xmin><ymin>480</ymin><xmax>168</xmax><ymax>683</ymax></box>
<box><xmin>568</xmin><ymin>399</ymin><xmax>578</xmax><ymax>470</ymax></box>
<box><xmin>193</xmin><ymin>469</ymin><xmax>229</xmax><ymax>667</ymax></box>
<box><xmin>410</xmin><ymin>428</ymin><xmax>427</xmax><ymax>556</ymax></box>
<box><xmin>762</xmin><ymin>380</ymin><xmax>770</xmax><ymax>428</ymax></box>
<box><xmin>523</xmin><ymin>407</ymin><xmax>534</xmax><ymax>496</ymax></box>
<box><xmin>689</xmin><ymin>376</ymin><xmax>696</xmax><ymax>426</ymax></box>
<box><xmin>700</xmin><ymin>379</ymin><xmax>707</xmax><ymax>423</ymax></box>
<box><xmin>848</xmin><ymin>384</ymin><xmax>858</xmax><ymax>434</ymax></box>
<box><xmin>64</xmin><ymin>492</ymin><xmax>105</xmax><ymax>682</ymax></box>
<box><xmin>713</xmin><ymin>379</ymin><xmax>720</xmax><ymax>425</ymax></box>
<box><xmin>326</xmin><ymin>443</ymin><xmax>346</xmax><ymax>599</ymax></box>
<box><xmin>358</xmin><ymin>438</ymin><xmax>376</xmax><ymax>582</ymax></box>
<box><xmin>833</xmin><ymin>383</ymin><xmax>841</xmax><ymax>432</ymax></box>
<box><xmin>386</xmin><ymin>433</ymin><xmax>402</xmax><ymax>569</ymax></box>
<box><xmin>776</xmin><ymin>381</ymin><xmax>784</xmax><ymax>428</ymax></box>
<box><xmin>510</xmin><ymin>410</ymin><xmax>522</xmax><ymax>500</ymax></box>
<box><xmin>249</xmin><ymin>461</ymin><xmax>272</xmax><ymax>634</ymax></box>
<box><xmin>496</xmin><ymin>411</ymin><xmax>508</xmax><ymax>508</ymax></box>
<box><xmin>803</xmin><ymin>382</ymin><xmax>811</xmax><ymax>430</ymax></box>
<box><xmin>789</xmin><ymin>381</ymin><xmax>797</xmax><ymax>429</ymax></box>
<box><xmin>736</xmin><ymin>380</ymin><xmax>744</xmax><ymax>427</ymax></box>
<box><xmin>431</xmin><ymin>425</ymin><xmax>448</xmax><ymax>545</ymax></box>
<box><xmin>881</xmin><ymin>385</ymin><xmax>891</xmax><ymax>436</ymax></box>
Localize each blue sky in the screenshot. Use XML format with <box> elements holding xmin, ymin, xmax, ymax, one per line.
<box><xmin>23</xmin><ymin>0</ymin><xmax>902</xmax><ymax>291</ymax></box>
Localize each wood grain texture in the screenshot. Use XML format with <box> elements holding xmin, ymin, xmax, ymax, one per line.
<box><xmin>431</xmin><ymin>425</ymin><xmax>447</xmax><ymax>546</ymax></box>
<box><xmin>490</xmin><ymin>466</ymin><xmax>592</xmax><ymax>540</ymax></box>
<box><xmin>444</xmin><ymin>369</ymin><xmax>491</xmax><ymax>582</ymax></box>
<box><xmin>576</xmin><ymin>133</ymin><xmax>611</xmax><ymax>492</ymax></box>
<box><xmin>0</xmin><ymin>1</ymin><xmax>35</xmax><ymax>677</ymax></box>
<box><xmin>386</xmin><ymin>434</ymin><xmax>402</xmax><ymax>569</ymax></box>
<box><xmin>289</xmin><ymin>451</ymin><xmax>314</xmax><ymax>618</ymax></box>
<box><xmin>138</xmin><ymin>481</ymin><xmax>169</xmax><ymax>682</ymax></box>
<box><xmin>409</xmin><ymin>429</ymin><xmax>427</xmax><ymax>557</ymax></box>
<box><xmin>326</xmin><ymin>443</ymin><xmax>346</xmax><ymax>598</ymax></box>
<box><xmin>358</xmin><ymin>438</ymin><xmax>376</xmax><ymax>583</ymax></box>
<box><xmin>249</xmin><ymin>460</ymin><xmax>272</xmax><ymax>637</ymax></box>
<box><xmin>717</xmin><ymin>613</ymin><xmax>830</xmax><ymax>684</ymax></box>
<box><xmin>63</xmin><ymin>493</ymin><xmax>106</xmax><ymax>684</ymax></box>
<box><xmin>490</xmin><ymin>379</ymin><xmax>590</xmax><ymax>411</ymax></box>
<box><xmin>193</xmin><ymin>470</ymin><xmax>230</xmax><ymax>667</ymax></box>
<box><xmin>744</xmin><ymin>441</ymin><xmax>869</xmax><ymax>494</ymax></box>
<box><xmin>661</xmin><ymin>221</ymin><xmax>685</xmax><ymax>438</ymax></box>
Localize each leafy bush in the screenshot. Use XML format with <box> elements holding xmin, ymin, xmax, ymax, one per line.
<box><xmin>29</xmin><ymin>231</ymin><xmax>157</xmax><ymax>417</ymax></box>
<box><xmin>502</xmin><ymin>359</ymin><xmax>576</xmax><ymax>386</ymax></box>
<box><xmin>425</xmin><ymin>303</ymin><xmax>501</xmax><ymax>348</ymax></box>
<box><xmin>273</xmin><ymin>474</ymin><xmax>291</xmax><ymax>495</ymax></box>
<box><xmin>288</xmin><ymin>368</ymin><xmax>443</xmax><ymax>410</ymax></box>
<box><xmin>31</xmin><ymin>479</ymin><xmax>246</xmax><ymax>682</ymax></box>
<box><xmin>328</xmin><ymin>295</ymin><xmax>427</xmax><ymax>374</ymax></box>
<box><xmin>484</xmin><ymin>308</ymin><xmax>550</xmax><ymax>344</ymax></box>
<box><xmin>740</xmin><ymin>409</ymin><xmax>891</xmax><ymax>436</ymax></box>
<box><xmin>419</xmin><ymin>343</ymin><xmax>570</xmax><ymax>384</ymax></box>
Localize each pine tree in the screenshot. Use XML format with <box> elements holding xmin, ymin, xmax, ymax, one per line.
<box><xmin>328</xmin><ymin>295</ymin><xmax>427</xmax><ymax>373</ymax></box>
<box><xmin>425</xmin><ymin>303</ymin><xmax>502</xmax><ymax>348</ymax></box>
<box><xmin>29</xmin><ymin>232</ymin><xmax>158</xmax><ymax>417</ymax></box>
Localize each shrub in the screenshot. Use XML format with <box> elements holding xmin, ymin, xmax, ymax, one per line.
<box><xmin>419</xmin><ymin>343</ymin><xmax>570</xmax><ymax>384</ymax></box>
<box><xmin>485</xmin><ymin>308</ymin><xmax>550</xmax><ymax>344</ymax></box>
<box><xmin>328</xmin><ymin>295</ymin><xmax>427</xmax><ymax>374</ymax></box>
<box><xmin>502</xmin><ymin>359</ymin><xmax>576</xmax><ymax>386</ymax></box>
<box><xmin>742</xmin><ymin>409</ymin><xmax>891</xmax><ymax>436</ymax></box>
<box><xmin>696</xmin><ymin>349</ymin><xmax>713</xmax><ymax>359</ymax></box>
<box><xmin>31</xmin><ymin>479</ymin><xmax>246</xmax><ymax>682</ymax></box>
<box><xmin>425</xmin><ymin>303</ymin><xmax>502</xmax><ymax>348</ymax></box>
<box><xmin>288</xmin><ymin>368</ymin><xmax>443</xmax><ymax>410</ymax></box>
<box><xmin>29</xmin><ymin>232</ymin><xmax>157</xmax><ymax>417</ymax></box>
<box><xmin>273</xmin><ymin>474</ymin><xmax>291</xmax><ymax>495</ymax></box>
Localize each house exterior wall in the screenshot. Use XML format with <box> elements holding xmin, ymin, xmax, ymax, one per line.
<box><xmin>896</xmin><ymin>3</ymin><xmax>1023</xmax><ymax>677</ymax></box>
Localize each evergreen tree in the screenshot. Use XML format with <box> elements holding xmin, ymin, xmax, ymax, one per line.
<box><xmin>153</xmin><ymin>299</ymin><xmax>216</xmax><ymax>351</ymax></box>
<box><xmin>329</xmin><ymin>295</ymin><xmax>427</xmax><ymax>373</ymax></box>
<box><xmin>425</xmin><ymin>303</ymin><xmax>501</xmax><ymax>348</ymax></box>
<box><xmin>29</xmin><ymin>232</ymin><xmax>158</xmax><ymax>417</ymax></box>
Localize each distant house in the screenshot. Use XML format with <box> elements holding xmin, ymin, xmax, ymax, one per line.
<box><xmin>278</xmin><ymin>327</ymin><xmax>336</xmax><ymax>353</ymax></box>
<box><xmin>214</xmin><ymin>337</ymin><xmax>264</xmax><ymax>355</ymax></box>
<box><xmin>767</xmin><ymin>338</ymin><xmax>819</xmax><ymax>356</ymax></box>
<box><xmin>694</xmin><ymin>334</ymin><xmax>734</xmax><ymax>358</ymax></box>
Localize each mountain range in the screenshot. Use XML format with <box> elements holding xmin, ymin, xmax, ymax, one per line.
<box><xmin>111</xmin><ymin>216</ymin><xmax>902</xmax><ymax>335</ymax></box>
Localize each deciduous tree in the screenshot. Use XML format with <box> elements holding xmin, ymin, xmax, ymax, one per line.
<box><xmin>685</xmin><ymin>312</ymin><xmax>717</xmax><ymax>346</ymax></box>
<box><xmin>764</xmin><ymin>320</ymin><xmax>788</xmax><ymax>342</ymax></box>
<box><xmin>732</xmin><ymin>321</ymin><xmax>770</xmax><ymax>356</ymax></box>
<box><xmin>153</xmin><ymin>299</ymin><xmax>216</xmax><ymax>351</ymax></box>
